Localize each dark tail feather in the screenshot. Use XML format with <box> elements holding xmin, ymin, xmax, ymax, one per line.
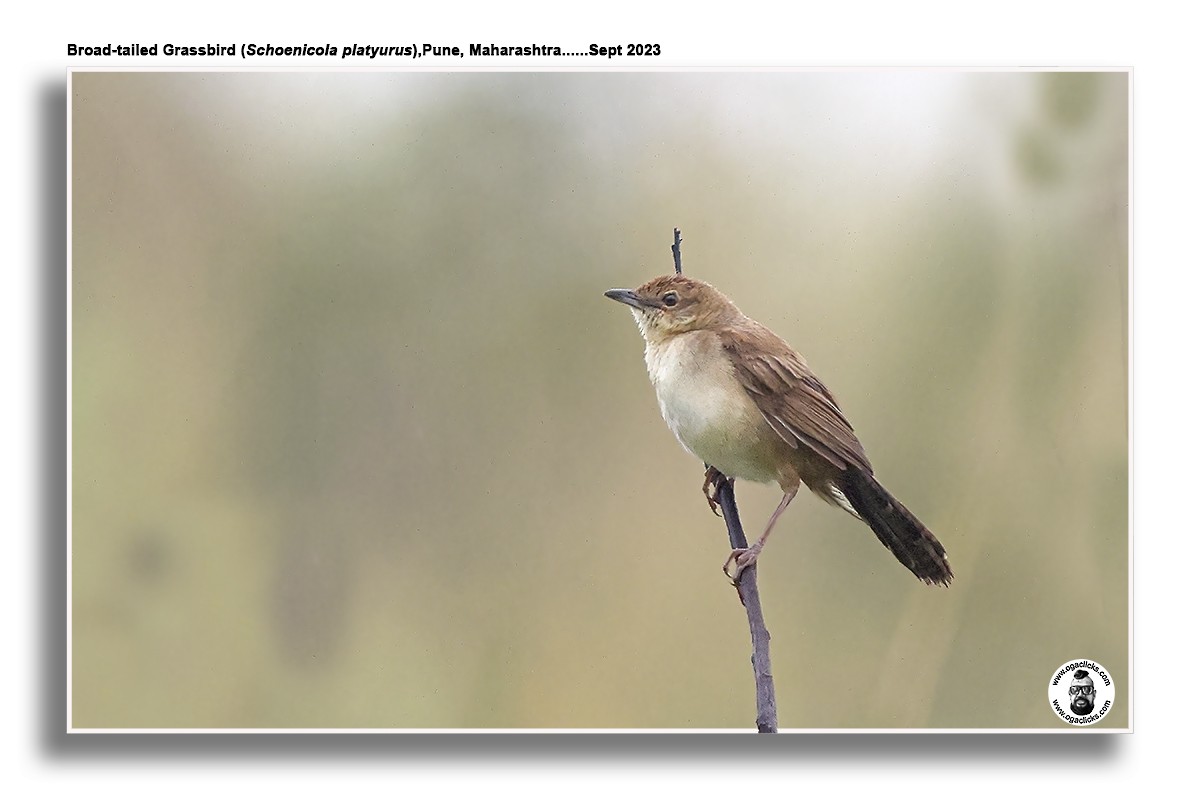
<box><xmin>837</xmin><ymin>469</ymin><xmax>953</xmax><ymax>587</ymax></box>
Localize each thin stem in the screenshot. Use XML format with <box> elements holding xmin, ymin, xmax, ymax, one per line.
<box><xmin>671</xmin><ymin>227</ymin><xmax>683</xmax><ymax>274</ymax></box>
<box><xmin>714</xmin><ymin>472</ymin><xmax>778</xmax><ymax>733</ymax></box>
<box><xmin>672</xmin><ymin>228</ymin><xmax>777</xmax><ymax>732</ymax></box>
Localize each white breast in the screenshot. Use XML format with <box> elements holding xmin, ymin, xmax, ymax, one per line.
<box><xmin>643</xmin><ymin>331</ymin><xmax>779</xmax><ymax>484</ymax></box>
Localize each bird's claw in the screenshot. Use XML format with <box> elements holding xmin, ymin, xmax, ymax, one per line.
<box><xmin>722</xmin><ymin>543</ymin><xmax>762</xmax><ymax>583</ymax></box>
<box><xmin>702</xmin><ymin>466</ymin><xmax>725</xmax><ymax>517</ymax></box>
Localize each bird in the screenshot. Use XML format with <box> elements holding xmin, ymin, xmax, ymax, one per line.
<box><xmin>604</xmin><ymin>274</ymin><xmax>952</xmax><ymax>586</ymax></box>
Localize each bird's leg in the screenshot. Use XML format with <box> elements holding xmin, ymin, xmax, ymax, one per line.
<box><xmin>702</xmin><ymin>465</ymin><xmax>729</xmax><ymax>517</ymax></box>
<box><xmin>723</xmin><ymin>488</ymin><xmax>798</xmax><ymax>582</ymax></box>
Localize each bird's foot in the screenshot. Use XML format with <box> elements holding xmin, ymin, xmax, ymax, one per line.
<box><xmin>722</xmin><ymin>543</ymin><xmax>763</xmax><ymax>583</ymax></box>
<box><xmin>702</xmin><ymin>466</ymin><xmax>726</xmax><ymax>517</ymax></box>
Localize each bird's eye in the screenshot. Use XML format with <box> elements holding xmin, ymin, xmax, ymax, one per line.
<box><xmin>662</xmin><ymin>292</ymin><xmax>679</xmax><ymax>307</ymax></box>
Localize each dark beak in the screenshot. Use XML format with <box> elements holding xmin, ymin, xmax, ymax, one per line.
<box><xmin>604</xmin><ymin>288</ymin><xmax>646</xmax><ymax>309</ymax></box>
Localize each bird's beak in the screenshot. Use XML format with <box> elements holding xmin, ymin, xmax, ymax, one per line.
<box><xmin>604</xmin><ymin>288</ymin><xmax>647</xmax><ymax>310</ymax></box>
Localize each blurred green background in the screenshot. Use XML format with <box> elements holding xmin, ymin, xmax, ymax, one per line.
<box><xmin>70</xmin><ymin>71</ymin><xmax>1128</xmax><ymax>729</ymax></box>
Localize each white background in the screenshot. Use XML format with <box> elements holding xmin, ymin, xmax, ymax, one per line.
<box><xmin>4</xmin><ymin>0</ymin><xmax>1195</xmax><ymax>796</ymax></box>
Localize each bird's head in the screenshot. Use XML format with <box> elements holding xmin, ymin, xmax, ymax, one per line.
<box><xmin>604</xmin><ymin>275</ymin><xmax>741</xmax><ymax>343</ymax></box>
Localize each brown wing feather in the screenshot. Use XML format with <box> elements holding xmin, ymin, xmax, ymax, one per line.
<box><xmin>719</xmin><ymin>323</ymin><xmax>871</xmax><ymax>473</ymax></box>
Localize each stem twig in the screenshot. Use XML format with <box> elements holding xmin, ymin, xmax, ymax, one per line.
<box><xmin>671</xmin><ymin>227</ymin><xmax>777</xmax><ymax>732</ymax></box>
<box><xmin>714</xmin><ymin>473</ymin><xmax>778</xmax><ymax>733</ymax></box>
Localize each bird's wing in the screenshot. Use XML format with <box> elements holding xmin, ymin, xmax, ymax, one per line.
<box><xmin>719</xmin><ymin>323</ymin><xmax>871</xmax><ymax>473</ymax></box>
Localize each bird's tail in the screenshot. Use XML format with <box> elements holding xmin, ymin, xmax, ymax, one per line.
<box><xmin>836</xmin><ymin>468</ymin><xmax>953</xmax><ymax>586</ymax></box>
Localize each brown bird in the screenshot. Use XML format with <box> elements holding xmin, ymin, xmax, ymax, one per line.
<box><xmin>605</xmin><ymin>275</ymin><xmax>952</xmax><ymax>586</ymax></box>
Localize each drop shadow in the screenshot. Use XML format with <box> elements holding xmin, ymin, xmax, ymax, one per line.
<box><xmin>43</xmin><ymin>75</ymin><xmax>1126</xmax><ymax>764</ymax></box>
